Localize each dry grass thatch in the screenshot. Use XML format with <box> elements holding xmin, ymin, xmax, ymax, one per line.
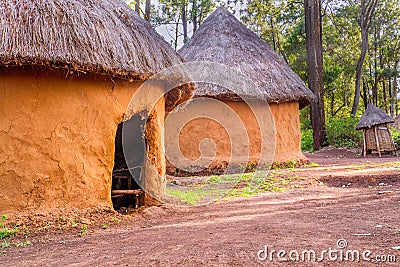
<box><xmin>356</xmin><ymin>104</ymin><xmax>394</xmax><ymax>129</ymax></box>
<box><xmin>0</xmin><ymin>0</ymin><xmax>193</xmax><ymax>109</ymax></box>
<box><xmin>0</xmin><ymin>0</ymin><xmax>185</xmax><ymax>80</ymax></box>
<box><xmin>179</xmin><ymin>7</ymin><xmax>314</xmax><ymax>109</ymax></box>
<box><xmin>393</xmin><ymin>115</ymin><xmax>400</xmax><ymax>130</ymax></box>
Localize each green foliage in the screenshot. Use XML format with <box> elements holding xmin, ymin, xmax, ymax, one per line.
<box><xmin>0</xmin><ymin>215</ymin><xmax>18</xmax><ymax>240</ymax></box>
<box><xmin>144</xmin><ymin>0</ymin><xmax>400</xmax><ymax>120</ymax></box>
<box><xmin>301</xmin><ymin>129</ymin><xmax>314</xmax><ymax>152</ymax></box>
<box><xmin>208</xmin><ymin>175</ymin><xmax>222</xmax><ymax>183</ymax></box>
<box><xmin>78</xmin><ymin>225</ymin><xmax>88</xmax><ymax>237</ymax></box>
<box><xmin>272</xmin><ymin>159</ymin><xmax>306</xmax><ymax>169</ymax></box>
<box><xmin>166</xmin><ymin>171</ymin><xmax>302</xmax><ymax>204</ymax></box>
<box><xmin>301</xmin><ymin>116</ymin><xmax>363</xmax><ymax>150</ymax></box>
<box><xmin>390</xmin><ymin>129</ymin><xmax>400</xmax><ymax>148</ymax></box>
<box><xmin>1</xmin><ymin>239</ymin><xmax>32</xmax><ymax>248</ymax></box>
<box><xmin>166</xmin><ymin>188</ymin><xmax>201</xmax><ymax>205</ymax></box>
<box><xmin>258</xmin><ymin>177</ymin><xmax>290</xmax><ymax>192</ymax></box>
<box><xmin>1</xmin><ymin>241</ymin><xmax>10</xmax><ymax>248</ymax></box>
<box><xmin>110</xmin><ymin>217</ymin><xmax>121</xmax><ymax>225</ymax></box>
<box><xmin>0</xmin><ymin>228</ymin><xmax>17</xmax><ymax>240</ymax></box>
<box><xmin>244</xmin><ymin>162</ymin><xmax>257</xmax><ymax>172</ymax></box>
<box><xmin>0</xmin><ymin>214</ymin><xmax>5</xmax><ymax>228</ymax></box>
<box><xmin>326</xmin><ymin>117</ymin><xmax>362</xmax><ymax>148</ymax></box>
<box><xmin>153</xmin><ymin>0</ymin><xmax>215</xmax><ymax>48</ymax></box>
<box><xmin>14</xmin><ymin>240</ymin><xmax>32</xmax><ymax>247</ymax></box>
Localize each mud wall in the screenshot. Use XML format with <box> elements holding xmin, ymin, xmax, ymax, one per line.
<box><xmin>0</xmin><ymin>68</ymin><xmax>165</xmax><ymax>213</ymax></box>
<box><xmin>269</xmin><ymin>102</ymin><xmax>306</xmax><ymax>163</ymax></box>
<box><xmin>165</xmin><ymin>100</ymin><xmax>305</xmax><ymax>173</ymax></box>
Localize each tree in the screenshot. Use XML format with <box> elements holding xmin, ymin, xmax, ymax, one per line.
<box><xmin>126</xmin><ymin>0</ymin><xmax>151</xmax><ymax>21</ymax></box>
<box><xmin>154</xmin><ymin>0</ymin><xmax>215</xmax><ymax>49</ymax></box>
<box><xmin>243</xmin><ymin>0</ymin><xmax>304</xmax><ymax>64</ymax></box>
<box><xmin>351</xmin><ymin>0</ymin><xmax>378</xmax><ymax>115</ymax></box>
<box><xmin>304</xmin><ymin>0</ymin><xmax>326</xmax><ymax>150</ymax></box>
<box><xmin>145</xmin><ymin>0</ymin><xmax>151</xmax><ymax>20</ymax></box>
<box><xmin>181</xmin><ymin>0</ymin><xmax>188</xmax><ymax>43</ymax></box>
<box><xmin>135</xmin><ymin>0</ymin><xmax>140</xmax><ymax>14</ymax></box>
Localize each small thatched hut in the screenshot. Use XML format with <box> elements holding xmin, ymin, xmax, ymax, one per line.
<box><xmin>356</xmin><ymin>104</ymin><xmax>395</xmax><ymax>157</ymax></box>
<box><xmin>165</xmin><ymin>7</ymin><xmax>314</xmax><ymax>174</ymax></box>
<box><xmin>0</xmin><ymin>0</ymin><xmax>191</xmax><ymax>213</ymax></box>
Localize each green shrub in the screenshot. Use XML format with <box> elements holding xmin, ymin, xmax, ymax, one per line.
<box><xmin>301</xmin><ymin>129</ymin><xmax>314</xmax><ymax>152</ymax></box>
<box><xmin>391</xmin><ymin>128</ymin><xmax>400</xmax><ymax>148</ymax></box>
<box><xmin>326</xmin><ymin>117</ymin><xmax>362</xmax><ymax>148</ymax></box>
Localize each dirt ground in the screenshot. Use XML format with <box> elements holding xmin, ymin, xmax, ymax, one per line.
<box><xmin>1</xmin><ymin>147</ymin><xmax>400</xmax><ymax>266</ymax></box>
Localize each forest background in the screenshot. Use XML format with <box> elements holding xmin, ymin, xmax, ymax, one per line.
<box><xmin>125</xmin><ymin>0</ymin><xmax>400</xmax><ymax>151</ymax></box>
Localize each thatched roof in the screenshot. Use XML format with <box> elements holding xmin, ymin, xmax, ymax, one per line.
<box><xmin>0</xmin><ymin>0</ymin><xmax>185</xmax><ymax>80</ymax></box>
<box><xmin>179</xmin><ymin>7</ymin><xmax>314</xmax><ymax>109</ymax></box>
<box><xmin>356</xmin><ymin>104</ymin><xmax>394</xmax><ymax>130</ymax></box>
<box><xmin>0</xmin><ymin>0</ymin><xmax>193</xmax><ymax>110</ymax></box>
<box><xmin>393</xmin><ymin>115</ymin><xmax>400</xmax><ymax>130</ymax></box>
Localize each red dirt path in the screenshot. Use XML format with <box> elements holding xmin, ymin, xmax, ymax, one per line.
<box><xmin>1</xmin><ymin>148</ymin><xmax>400</xmax><ymax>266</ymax></box>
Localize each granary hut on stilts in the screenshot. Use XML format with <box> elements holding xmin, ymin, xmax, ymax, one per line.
<box><xmin>0</xmin><ymin>0</ymin><xmax>192</xmax><ymax>213</ymax></box>
<box><xmin>356</xmin><ymin>104</ymin><xmax>395</xmax><ymax>157</ymax></box>
<box><xmin>165</xmin><ymin>7</ymin><xmax>315</xmax><ymax>175</ymax></box>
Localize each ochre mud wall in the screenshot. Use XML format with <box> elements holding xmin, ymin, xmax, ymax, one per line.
<box><xmin>165</xmin><ymin>100</ymin><xmax>305</xmax><ymax>173</ymax></box>
<box><xmin>0</xmin><ymin>68</ymin><xmax>165</xmax><ymax>213</ymax></box>
<box><xmin>165</xmin><ymin>99</ymin><xmax>274</xmax><ymax>172</ymax></box>
<box><xmin>269</xmin><ymin>102</ymin><xmax>306</xmax><ymax>163</ymax></box>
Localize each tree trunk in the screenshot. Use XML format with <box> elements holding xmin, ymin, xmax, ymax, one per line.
<box><xmin>192</xmin><ymin>0</ymin><xmax>198</xmax><ymax>33</ymax></box>
<box><xmin>198</xmin><ymin>0</ymin><xmax>204</xmax><ymax>29</ymax></box>
<box><xmin>145</xmin><ymin>0</ymin><xmax>151</xmax><ymax>21</ymax></box>
<box><xmin>382</xmin><ymin>78</ymin><xmax>387</xmax><ymax>111</ymax></box>
<box><xmin>304</xmin><ymin>0</ymin><xmax>326</xmax><ymax>151</ymax></box>
<box><xmin>270</xmin><ymin>18</ymin><xmax>289</xmax><ymax>64</ymax></box>
<box><xmin>174</xmin><ymin>19</ymin><xmax>180</xmax><ymax>50</ymax></box>
<box><xmin>362</xmin><ymin>79</ymin><xmax>368</xmax><ymax>110</ymax></box>
<box><xmin>393</xmin><ymin>61</ymin><xmax>399</xmax><ymax>116</ymax></box>
<box><xmin>352</xmin><ymin>29</ymin><xmax>369</xmax><ymax>114</ymax></box>
<box><xmin>351</xmin><ymin>0</ymin><xmax>378</xmax><ymax>115</ymax></box>
<box><xmin>181</xmin><ymin>1</ymin><xmax>188</xmax><ymax>43</ymax></box>
<box><xmin>135</xmin><ymin>0</ymin><xmax>140</xmax><ymax>15</ymax></box>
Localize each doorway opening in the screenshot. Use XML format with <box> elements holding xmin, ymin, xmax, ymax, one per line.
<box><xmin>112</xmin><ymin>114</ymin><xmax>145</xmax><ymax>212</ymax></box>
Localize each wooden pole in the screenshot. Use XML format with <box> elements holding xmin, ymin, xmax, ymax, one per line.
<box><xmin>111</xmin><ymin>189</ymin><xmax>143</xmax><ymax>195</ymax></box>
<box><xmin>363</xmin><ymin>129</ymin><xmax>367</xmax><ymax>157</ymax></box>
<box><xmin>374</xmin><ymin>126</ymin><xmax>381</xmax><ymax>157</ymax></box>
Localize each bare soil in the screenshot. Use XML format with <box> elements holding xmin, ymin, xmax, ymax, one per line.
<box><xmin>1</xmin><ymin>148</ymin><xmax>400</xmax><ymax>266</ymax></box>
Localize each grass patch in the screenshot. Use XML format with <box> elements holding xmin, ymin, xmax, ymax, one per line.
<box><xmin>166</xmin><ymin>188</ymin><xmax>201</xmax><ymax>205</ymax></box>
<box><xmin>14</xmin><ymin>240</ymin><xmax>32</xmax><ymax>247</ymax></box>
<box><xmin>1</xmin><ymin>240</ymin><xmax>10</xmax><ymax>248</ymax></box>
<box><xmin>110</xmin><ymin>217</ymin><xmax>121</xmax><ymax>225</ymax></box>
<box><xmin>272</xmin><ymin>159</ymin><xmax>309</xmax><ymax>170</ymax></box>
<box><xmin>0</xmin><ymin>215</ymin><xmax>17</xmax><ymax>240</ymax></box>
<box><xmin>225</xmin><ymin>186</ymin><xmax>256</xmax><ymax>198</ymax></box>
<box><xmin>78</xmin><ymin>225</ymin><xmax>88</xmax><ymax>237</ymax></box>
<box><xmin>304</xmin><ymin>162</ymin><xmax>320</xmax><ymax>167</ymax></box>
<box><xmin>167</xmin><ymin>173</ymin><xmax>257</xmax><ymax>205</ymax></box>
<box><xmin>167</xmin><ymin>171</ymin><xmax>299</xmax><ymax>205</ymax></box>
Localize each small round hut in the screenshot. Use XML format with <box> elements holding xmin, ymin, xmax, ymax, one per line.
<box><xmin>0</xmin><ymin>0</ymin><xmax>191</xmax><ymax>213</ymax></box>
<box><xmin>356</xmin><ymin>104</ymin><xmax>395</xmax><ymax>157</ymax></box>
<box><xmin>166</xmin><ymin>7</ymin><xmax>314</xmax><ymax>174</ymax></box>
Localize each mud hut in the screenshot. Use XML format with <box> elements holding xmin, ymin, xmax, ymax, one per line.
<box><xmin>356</xmin><ymin>104</ymin><xmax>395</xmax><ymax>157</ymax></box>
<box><xmin>0</xmin><ymin>0</ymin><xmax>191</xmax><ymax>213</ymax></box>
<box><xmin>166</xmin><ymin>7</ymin><xmax>314</xmax><ymax>174</ymax></box>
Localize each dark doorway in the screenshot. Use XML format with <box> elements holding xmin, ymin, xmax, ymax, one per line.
<box><xmin>112</xmin><ymin>114</ymin><xmax>145</xmax><ymax>212</ymax></box>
